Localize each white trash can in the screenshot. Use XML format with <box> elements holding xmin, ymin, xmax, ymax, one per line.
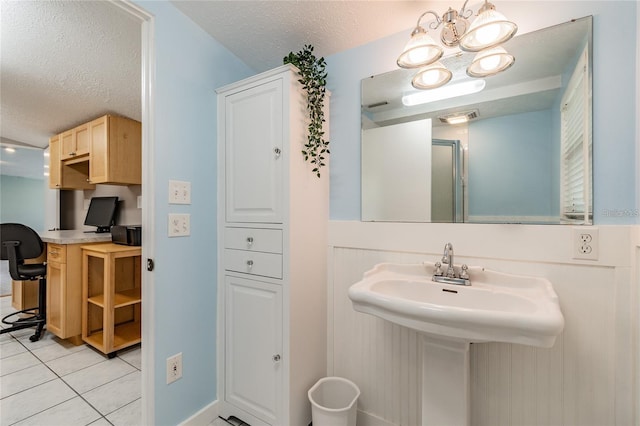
<box><xmin>308</xmin><ymin>377</ymin><xmax>360</xmax><ymax>426</ymax></box>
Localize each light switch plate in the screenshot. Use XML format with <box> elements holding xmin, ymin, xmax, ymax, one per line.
<box><xmin>169</xmin><ymin>180</ymin><xmax>191</xmax><ymax>204</ymax></box>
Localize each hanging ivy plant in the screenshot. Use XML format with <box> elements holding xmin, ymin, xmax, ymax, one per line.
<box><xmin>283</xmin><ymin>45</ymin><xmax>329</xmax><ymax>178</ymax></box>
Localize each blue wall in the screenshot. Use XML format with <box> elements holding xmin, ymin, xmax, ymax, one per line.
<box><xmin>135</xmin><ymin>2</ymin><xmax>253</xmax><ymax>424</ymax></box>
<box><xmin>325</xmin><ymin>1</ymin><xmax>638</xmax><ymax>224</ymax></box>
<box><xmin>0</xmin><ymin>175</ymin><xmax>45</xmax><ymax>231</ymax></box>
<box><xmin>468</xmin><ymin>110</ymin><xmax>555</xmax><ymax>219</ymax></box>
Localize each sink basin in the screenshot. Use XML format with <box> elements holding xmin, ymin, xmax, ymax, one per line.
<box><xmin>348</xmin><ymin>262</ymin><xmax>564</xmax><ymax>347</ymax></box>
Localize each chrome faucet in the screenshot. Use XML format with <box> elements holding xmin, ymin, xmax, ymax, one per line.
<box><xmin>442</xmin><ymin>242</ymin><xmax>455</xmax><ymax>278</ymax></box>
<box><xmin>432</xmin><ymin>242</ymin><xmax>471</xmax><ymax>286</ymax></box>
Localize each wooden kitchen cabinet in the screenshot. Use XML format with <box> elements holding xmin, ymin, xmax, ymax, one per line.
<box><xmin>49</xmin><ymin>134</ymin><xmax>94</xmax><ymax>190</ymax></box>
<box><xmin>88</xmin><ymin>115</ymin><xmax>141</xmax><ymax>185</ymax></box>
<box><xmin>46</xmin><ymin>242</ymin><xmax>97</xmax><ymax>344</ymax></box>
<box><xmin>48</xmin><ymin>114</ymin><xmax>140</xmax><ymax>189</ymax></box>
<box><xmin>60</xmin><ymin>123</ymin><xmax>90</xmax><ymax>161</ymax></box>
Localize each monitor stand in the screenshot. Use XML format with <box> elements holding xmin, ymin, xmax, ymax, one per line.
<box><xmin>95</xmin><ymin>227</ymin><xmax>111</xmax><ymax>234</ymax></box>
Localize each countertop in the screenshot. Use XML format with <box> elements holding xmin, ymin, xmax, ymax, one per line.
<box><xmin>39</xmin><ymin>230</ymin><xmax>112</xmax><ymax>245</ymax></box>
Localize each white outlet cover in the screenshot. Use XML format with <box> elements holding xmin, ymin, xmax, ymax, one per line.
<box><xmin>168</xmin><ymin>213</ymin><xmax>190</xmax><ymax>237</ymax></box>
<box><xmin>572</xmin><ymin>227</ymin><xmax>599</xmax><ymax>260</ymax></box>
<box><xmin>166</xmin><ymin>352</ymin><xmax>183</xmax><ymax>384</ymax></box>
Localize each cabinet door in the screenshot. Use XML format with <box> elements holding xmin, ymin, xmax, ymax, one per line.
<box><xmin>46</xmin><ymin>260</ymin><xmax>65</xmax><ymax>337</ymax></box>
<box><xmin>74</xmin><ymin>123</ymin><xmax>90</xmax><ymax>157</ymax></box>
<box><xmin>225</xmin><ymin>79</ymin><xmax>283</xmax><ymax>223</ymax></box>
<box><xmin>89</xmin><ymin>116</ymin><xmax>108</xmax><ymax>183</ymax></box>
<box><xmin>225</xmin><ymin>276</ymin><xmax>282</xmax><ymax>424</ymax></box>
<box><xmin>60</xmin><ymin>130</ymin><xmax>75</xmax><ymax>160</ymax></box>
<box><xmin>61</xmin><ymin>125</ymin><xmax>90</xmax><ymax>160</ymax></box>
<box><xmin>49</xmin><ymin>135</ymin><xmax>62</xmax><ymax>188</ymax></box>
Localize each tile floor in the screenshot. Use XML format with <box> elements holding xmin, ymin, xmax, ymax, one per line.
<box><xmin>0</xmin><ymin>296</ymin><xmax>142</xmax><ymax>426</ymax></box>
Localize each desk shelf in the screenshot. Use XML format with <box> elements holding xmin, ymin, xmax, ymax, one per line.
<box><xmin>81</xmin><ymin>243</ymin><xmax>141</xmax><ymax>357</ymax></box>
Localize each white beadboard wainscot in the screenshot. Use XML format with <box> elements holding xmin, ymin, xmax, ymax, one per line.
<box><xmin>327</xmin><ymin>221</ymin><xmax>639</xmax><ymax>426</ymax></box>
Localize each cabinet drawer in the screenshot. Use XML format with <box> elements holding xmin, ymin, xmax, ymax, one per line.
<box><xmin>225</xmin><ymin>227</ymin><xmax>282</xmax><ymax>254</ymax></box>
<box><xmin>47</xmin><ymin>244</ymin><xmax>67</xmax><ymax>263</ymax></box>
<box><xmin>225</xmin><ymin>249</ymin><xmax>282</xmax><ymax>279</ymax></box>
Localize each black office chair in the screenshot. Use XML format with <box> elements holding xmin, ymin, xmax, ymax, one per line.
<box><xmin>1</xmin><ymin>223</ymin><xmax>47</xmax><ymax>342</ymax></box>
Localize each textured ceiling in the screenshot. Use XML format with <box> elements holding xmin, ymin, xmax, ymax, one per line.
<box><xmin>1</xmin><ymin>0</ymin><xmax>431</xmax><ymax>157</ymax></box>
<box><xmin>0</xmin><ymin>0</ymin><xmax>141</xmax><ymax>153</ymax></box>
<box><xmin>170</xmin><ymin>0</ymin><xmax>426</xmax><ymax>72</ymax></box>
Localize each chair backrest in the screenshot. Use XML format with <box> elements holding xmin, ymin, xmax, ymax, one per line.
<box><xmin>0</xmin><ymin>223</ymin><xmax>44</xmax><ymax>262</ymax></box>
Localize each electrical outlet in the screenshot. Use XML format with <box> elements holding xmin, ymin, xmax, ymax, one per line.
<box><xmin>168</xmin><ymin>180</ymin><xmax>191</xmax><ymax>204</ymax></box>
<box><xmin>572</xmin><ymin>227</ymin><xmax>598</xmax><ymax>260</ymax></box>
<box><xmin>166</xmin><ymin>352</ymin><xmax>183</xmax><ymax>384</ymax></box>
<box><xmin>168</xmin><ymin>214</ymin><xmax>190</xmax><ymax>237</ymax></box>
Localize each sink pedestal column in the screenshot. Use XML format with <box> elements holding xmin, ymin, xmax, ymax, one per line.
<box><xmin>422</xmin><ymin>336</ymin><xmax>470</xmax><ymax>426</ymax></box>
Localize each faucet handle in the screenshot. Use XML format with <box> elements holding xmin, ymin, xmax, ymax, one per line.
<box><xmin>460</xmin><ymin>264</ymin><xmax>470</xmax><ymax>280</ymax></box>
<box><xmin>434</xmin><ymin>262</ymin><xmax>443</xmax><ymax>276</ymax></box>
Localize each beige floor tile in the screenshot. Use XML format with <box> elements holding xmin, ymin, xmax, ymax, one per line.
<box><xmin>0</xmin><ymin>379</ymin><xmax>76</xmax><ymax>425</ymax></box>
<box><xmin>12</xmin><ymin>396</ymin><xmax>102</xmax><ymax>426</ymax></box>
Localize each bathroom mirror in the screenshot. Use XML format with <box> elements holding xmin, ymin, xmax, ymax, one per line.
<box><xmin>361</xmin><ymin>16</ymin><xmax>592</xmax><ymax>224</ymax></box>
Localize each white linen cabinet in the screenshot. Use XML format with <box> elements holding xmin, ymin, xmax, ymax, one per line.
<box><xmin>217</xmin><ymin>64</ymin><xmax>329</xmax><ymax>426</ymax></box>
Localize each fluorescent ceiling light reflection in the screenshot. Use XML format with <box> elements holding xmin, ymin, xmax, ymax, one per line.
<box><xmin>445</xmin><ymin>115</ymin><xmax>469</xmax><ymax>125</ymax></box>
<box><xmin>402</xmin><ymin>79</ymin><xmax>486</xmax><ymax>106</ymax></box>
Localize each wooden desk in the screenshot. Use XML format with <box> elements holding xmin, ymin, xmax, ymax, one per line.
<box><xmin>81</xmin><ymin>243</ymin><xmax>141</xmax><ymax>357</ymax></box>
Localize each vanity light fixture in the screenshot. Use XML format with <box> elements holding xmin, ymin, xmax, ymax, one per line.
<box><xmin>402</xmin><ymin>79</ymin><xmax>486</xmax><ymax>106</ymax></box>
<box><xmin>398</xmin><ymin>0</ymin><xmax>517</xmax><ymax>89</ymax></box>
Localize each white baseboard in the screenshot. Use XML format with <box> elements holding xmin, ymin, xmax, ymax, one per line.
<box><xmin>180</xmin><ymin>400</ymin><xmax>219</xmax><ymax>426</ymax></box>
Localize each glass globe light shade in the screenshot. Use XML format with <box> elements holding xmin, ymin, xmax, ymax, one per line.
<box><xmin>397</xmin><ymin>27</ymin><xmax>444</xmax><ymax>69</ymax></box>
<box><xmin>459</xmin><ymin>2</ymin><xmax>517</xmax><ymax>52</ymax></box>
<box><xmin>412</xmin><ymin>62</ymin><xmax>453</xmax><ymax>90</ymax></box>
<box><xmin>466</xmin><ymin>46</ymin><xmax>515</xmax><ymax>77</ymax></box>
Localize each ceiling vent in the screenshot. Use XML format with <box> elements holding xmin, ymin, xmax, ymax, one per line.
<box><xmin>438</xmin><ymin>109</ymin><xmax>479</xmax><ymax>125</ymax></box>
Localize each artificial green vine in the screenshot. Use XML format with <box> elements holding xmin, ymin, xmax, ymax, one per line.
<box><xmin>283</xmin><ymin>45</ymin><xmax>329</xmax><ymax>178</ymax></box>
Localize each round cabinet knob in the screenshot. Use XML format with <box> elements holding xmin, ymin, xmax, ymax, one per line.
<box><xmin>246</xmin><ymin>237</ymin><xmax>254</xmax><ymax>247</ymax></box>
<box><xmin>272</xmin><ymin>354</ymin><xmax>281</xmax><ymax>362</ymax></box>
<box><xmin>246</xmin><ymin>260</ymin><xmax>254</xmax><ymax>270</ymax></box>
<box><xmin>70</xmin><ymin>151</ymin><xmax>76</xmax><ymax>156</ymax></box>
<box><xmin>274</xmin><ymin>147</ymin><xmax>281</xmax><ymax>158</ymax></box>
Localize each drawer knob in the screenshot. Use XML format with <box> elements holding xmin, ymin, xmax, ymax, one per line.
<box><xmin>246</xmin><ymin>237</ymin><xmax>254</xmax><ymax>247</ymax></box>
<box><xmin>272</xmin><ymin>354</ymin><xmax>281</xmax><ymax>362</ymax></box>
<box><xmin>246</xmin><ymin>260</ymin><xmax>254</xmax><ymax>270</ymax></box>
<box><xmin>274</xmin><ymin>147</ymin><xmax>281</xmax><ymax>158</ymax></box>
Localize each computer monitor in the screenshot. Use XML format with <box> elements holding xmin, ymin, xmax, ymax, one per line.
<box><xmin>84</xmin><ymin>196</ymin><xmax>119</xmax><ymax>233</ymax></box>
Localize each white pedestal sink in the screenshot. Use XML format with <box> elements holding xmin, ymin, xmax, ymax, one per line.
<box><xmin>348</xmin><ymin>262</ymin><xmax>564</xmax><ymax>426</ymax></box>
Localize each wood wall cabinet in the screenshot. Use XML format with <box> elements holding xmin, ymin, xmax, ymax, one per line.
<box><xmin>49</xmin><ymin>134</ymin><xmax>95</xmax><ymax>190</ymax></box>
<box><xmin>60</xmin><ymin>123</ymin><xmax>90</xmax><ymax>161</ymax></box>
<box><xmin>88</xmin><ymin>115</ymin><xmax>141</xmax><ymax>185</ymax></box>
<box><xmin>46</xmin><ymin>242</ymin><xmax>98</xmax><ymax>344</ymax></box>
<box><xmin>217</xmin><ymin>65</ymin><xmax>329</xmax><ymax>426</ymax></box>
<box><xmin>81</xmin><ymin>243</ymin><xmax>141</xmax><ymax>357</ymax></box>
<box><xmin>48</xmin><ymin>114</ymin><xmax>141</xmax><ymax>189</ymax></box>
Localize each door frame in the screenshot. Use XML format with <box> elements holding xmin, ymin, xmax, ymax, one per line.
<box><xmin>111</xmin><ymin>1</ymin><xmax>155</xmax><ymax>423</ymax></box>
